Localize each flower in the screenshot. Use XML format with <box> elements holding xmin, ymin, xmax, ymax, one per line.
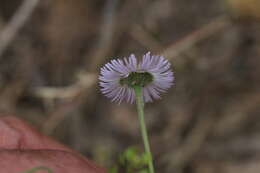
<box><xmin>99</xmin><ymin>52</ymin><xmax>174</xmax><ymax>103</ymax></box>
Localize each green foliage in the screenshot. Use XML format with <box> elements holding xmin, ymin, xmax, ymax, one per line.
<box><xmin>22</xmin><ymin>166</ymin><xmax>53</xmax><ymax>173</ymax></box>
<box><xmin>109</xmin><ymin>146</ymin><xmax>150</xmax><ymax>173</ymax></box>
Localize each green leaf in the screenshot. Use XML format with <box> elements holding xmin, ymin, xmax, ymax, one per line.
<box><xmin>108</xmin><ymin>166</ymin><xmax>118</xmax><ymax>173</ymax></box>
<box><xmin>22</xmin><ymin>166</ymin><xmax>53</xmax><ymax>173</ymax></box>
<box><xmin>138</xmin><ymin>168</ymin><xmax>149</xmax><ymax>173</ymax></box>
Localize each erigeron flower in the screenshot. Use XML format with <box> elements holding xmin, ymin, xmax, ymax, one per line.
<box><xmin>99</xmin><ymin>52</ymin><xmax>174</xmax><ymax>103</ymax></box>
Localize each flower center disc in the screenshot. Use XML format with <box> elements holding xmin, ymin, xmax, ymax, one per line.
<box><xmin>120</xmin><ymin>72</ymin><xmax>153</xmax><ymax>87</ymax></box>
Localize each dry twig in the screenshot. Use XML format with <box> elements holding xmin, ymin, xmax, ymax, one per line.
<box><xmin>0</xmin><ymin>0</ymin><xmax>39</xmax><ymax>58</ymax></box>
<box><xmin>162</xmin><ymin>16</ymin><xmax>231</xmax><ymax>61</ymax></box>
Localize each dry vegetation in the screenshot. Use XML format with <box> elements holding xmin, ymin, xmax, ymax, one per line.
<box><xmin>0</xmin><ymin>0</ymin><xmax>260</xmax><ymax>173</ymax></box>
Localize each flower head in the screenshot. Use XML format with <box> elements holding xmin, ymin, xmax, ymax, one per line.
<box><xmin>99</xmin><ymin>52</ymin><xmax>174</xmax><ymax>103</ymax></box>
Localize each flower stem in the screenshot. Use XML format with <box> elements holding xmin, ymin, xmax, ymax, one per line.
<box><xmin>22</xmin><ymin>166</ymin><xmax>53</xmax><ymax>173</ymax></box>
<box><xmin>134</xmin><ymin>86</ymin><xmax>155</xmax><ymax>173</ymax></box>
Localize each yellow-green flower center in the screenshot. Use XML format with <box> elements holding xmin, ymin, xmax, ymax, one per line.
<box><xmin>119</xmin><ymin>72</ymin><xmax>153</xmax><ymax>87</ymax></box>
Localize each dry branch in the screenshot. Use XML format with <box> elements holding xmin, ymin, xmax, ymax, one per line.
<box><xmin>0</xmin><ymin>0</ymin><xmax>39</xmax><ymax>57</ymax></box>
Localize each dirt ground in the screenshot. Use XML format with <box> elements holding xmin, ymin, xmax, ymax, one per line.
<box><xmin>0</xmin><ymin>0</ymin><xmax>260</xmax><ymax>172</ymax></box>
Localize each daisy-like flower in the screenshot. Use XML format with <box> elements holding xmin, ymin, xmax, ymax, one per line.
<box><xmin>99</xmin><ymin>52</ymin><xmax>174</xmax><ymax>103</ymax></box>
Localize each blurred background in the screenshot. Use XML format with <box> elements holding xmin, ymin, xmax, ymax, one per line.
<box><xmin>0</xmin><ymin>0</ymin><xmax>260</xmax><ymax>172</ymax></box>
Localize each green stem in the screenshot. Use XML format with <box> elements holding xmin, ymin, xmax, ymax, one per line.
<box><xmin>134</xmin><ymin>86</ymin><xmax>155</xmax><ymax>173</ymax></box>
<box><xmin>22</xmin><ymin>166</ymin><xmax>53</xmax><ymax>173</ymax></box>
